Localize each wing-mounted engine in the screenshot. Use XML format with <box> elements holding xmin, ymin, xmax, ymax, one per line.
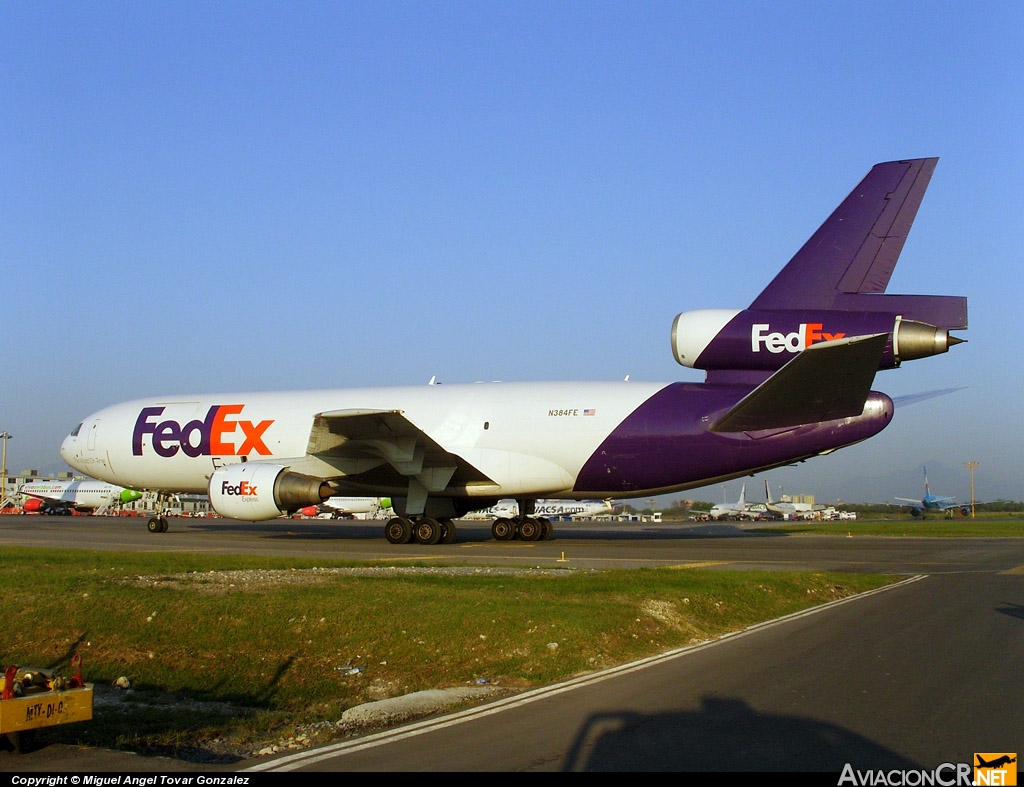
<box><xmin>208</xmin><ymin>463</ymin><xmax>332</xmax><ymax>521</ymax></box>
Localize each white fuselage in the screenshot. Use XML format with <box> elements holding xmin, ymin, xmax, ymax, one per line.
<box><xmin>61</xmin><ymin>381</ymin><xmax>666</xmax><ymax>499</ymax></box>
<box><xmin>20</xmin><ymin>480</ymin><xmax>135</xmax><ymax>510</ymax></box>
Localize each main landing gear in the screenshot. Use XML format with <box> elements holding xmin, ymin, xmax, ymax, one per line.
<box><xmin>491</xmin><ymin>516</ymin><xmax>553</xmax><ymax>542</ymax></box>
<box><xmin>384</xmin><ymin>514</ymin><xmax>553</xmax><ymax>544</ymax></box>
<box><xmin>385</xmin><ymin>516</ymin><xmax>458</xmax><ymax>545</ymax></box>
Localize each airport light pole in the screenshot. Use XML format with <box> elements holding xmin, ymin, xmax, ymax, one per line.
<box><xmin>963</xmin><ymin>461</ymin><xmax>979</xmax><ymax>518</ymax></box>
<box><xmin>0</xmin><ymin>431</ymin><xmax>11</xmax><ymax>510</ymax></box>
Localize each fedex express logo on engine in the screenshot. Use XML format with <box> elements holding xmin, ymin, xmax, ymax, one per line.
<box><xmin>751</xmin><ymin>323</ymin><xmax>846</xmax><ymax>354</ymax></box>
<box><xmin>132</xmin><ymin>405</ymin><xmax>274</xmax><ymax>458</ymax></box>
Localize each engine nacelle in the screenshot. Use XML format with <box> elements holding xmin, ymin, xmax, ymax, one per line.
<box><xmin>671</xmin><ymin>309</ymin><xmax>962</xmax><ymax>371</ymax></box>
<box><xmin>208</xmin><ymin>463</ymin><xmax>332</xmax><ymax>521</ymax></box>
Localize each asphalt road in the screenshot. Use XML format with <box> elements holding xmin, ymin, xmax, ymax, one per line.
<box><xmin>2</xmin><ymin>515</ymin><xmax>1022</xmax><ymax>772</ymax></box>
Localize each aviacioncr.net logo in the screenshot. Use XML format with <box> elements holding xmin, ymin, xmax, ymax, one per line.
<box><xmin>839</xmin><ymin>763</ymin><xmax>973</xmax><ymax>786</ymax></box>
<box><xmin>975</xmin><ymin>754</ymin><xmax>1017</xmax><ymax>786</ymax></box>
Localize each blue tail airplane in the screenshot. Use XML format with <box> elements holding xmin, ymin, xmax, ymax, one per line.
<box><xmin>895</xmin><ymin>467</ymin><xmax>971</xmax><ymax>517</ymax></box>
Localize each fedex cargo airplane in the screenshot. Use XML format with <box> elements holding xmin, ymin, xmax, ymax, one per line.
<box><xmin>20</xmin><ymin>479</ymin><xmax>142</xmax><ymax>515</ymax></box>
<box><xmin>61</xmin><ymin>158</ymin><xmax>967</xmax><ymax>544</ymax></box>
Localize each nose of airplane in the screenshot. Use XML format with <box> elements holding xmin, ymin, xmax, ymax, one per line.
<box><xmin>61</xmin><ymin>430</ymin><xmax>81</xmax><ymax>470</ymax></box>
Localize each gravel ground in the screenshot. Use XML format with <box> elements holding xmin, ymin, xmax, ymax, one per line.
<box><xmin>122</xmin><ymin>564</ymin><xmax>586</xmax><ymax>592</ymax></box>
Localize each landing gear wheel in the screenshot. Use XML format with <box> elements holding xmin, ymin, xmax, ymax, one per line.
<box><xmin>159</xmin><ymin>517</ymin><xmax>169</xmax><ymax>532</ymax></box>
<box><xmin>413</xmin><ymin>517</ymin><xmax>442</xmax><ymax>545</ymax></box>
<box><xmin>385</xmin><ymin>517</ymin><xmax>413</xmax><ymax>544</ymax></box>
<box><xmin>538</xmin><ymin>517</ymin><xmax>553</xmax><ymax>540</ymax></box>
<box><xmin>518</xmin><ymin>517</ymin><xmax>542</xmax><ymax>541</ymax></box>
<box><xmin>492</xmin><ymin>518</ymin><xmax>516</xmax><ymax>541</ymax></box>
<box><xmin>147</xmin><ymin>517</ymin><xmax>162</xmax><ymax>533</ymax></box>
<box><xmin>439</xmin><ymin>518</ymin><xmax>457</xmax><ymax>544</ymax></box>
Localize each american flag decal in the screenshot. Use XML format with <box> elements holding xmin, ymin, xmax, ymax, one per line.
<box><xmin>583</xmin><ymin>409</ymin><xmax>596</xmax><ymax>416</ymax></box>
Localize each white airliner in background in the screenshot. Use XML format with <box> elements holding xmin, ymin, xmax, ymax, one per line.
<box><xmin>20</xmin><ymin>479</ymin><xmax>142</xmax><ymax>516</ymax></box>
<box><xmin>464</xmin><ymin>499</ymin><xmax>613</xmax><ymax>520</ymax></box>
<box><xmin>318</xmin><ymin>496</ymin><xmax>394</xmax><ymax>519</ymax></box>
<box><xmin>763</xmin><ymin>480</ymin><xmax>831</xmax><ymax>519</ymax></box>
<box><xmin>708</xmin><ymin>484</ymin><xmax>767</xmax><ymax>520</ymax></box>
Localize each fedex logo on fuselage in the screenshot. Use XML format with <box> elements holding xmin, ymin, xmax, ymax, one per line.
<box><xmin>132</xmin><ymin>405</ymin><xmax>274</xmax><ymax>458</ymax></box>
<box><xmin>751</xmin><ymin>323</ymin><xmax>845</xmax><ymax>354</ymax></box>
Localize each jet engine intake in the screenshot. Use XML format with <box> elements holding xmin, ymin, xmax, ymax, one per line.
<box><xmin>208</xmin><ymin>463</ymin><xmax>332</xmax><ymax>521</ymax></box>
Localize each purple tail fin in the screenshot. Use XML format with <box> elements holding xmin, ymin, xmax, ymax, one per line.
<box><xmin>749</xmin><ymin>158</ymin><xmax>966</xmax><ymax>330</ymax></box>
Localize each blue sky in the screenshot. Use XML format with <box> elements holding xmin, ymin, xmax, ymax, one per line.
<box><xmin>2</xmin><ymin>2</ymin><xmax>1021</xmax><ymax>505</ymax></box>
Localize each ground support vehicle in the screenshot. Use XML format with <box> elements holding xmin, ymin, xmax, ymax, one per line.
<box><xmin>0</xmin><ymin>655</ymin><xmax>93</xmax><ymax>753</ymax></box>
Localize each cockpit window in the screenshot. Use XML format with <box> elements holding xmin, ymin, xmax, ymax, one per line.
<box><xmin>70</xmin><ymin>423</ymin><xmax>82</xmax><ymax>437</ymax></box>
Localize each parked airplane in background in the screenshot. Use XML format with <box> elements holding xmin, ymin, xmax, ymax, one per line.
<box><xmin>763</xmin><ymin>481</ymin><xmax>830</xmax><ymax>519</ymax></box>
<box><xmin>60</xmin><ymin>158</ymin><xmax>967</xmax><ymax>544</ymax></box>
<box><xmin>318</xmin><ymin>496</ymin><xmax>394</xmax><ymax>519</ymax></box>
<box><xmin>895</xmin><ymin>467</ymin><xmax>971</xmax><ymax>517</ymax></box>
<box><xmin>535</xmin><ymin>499</ymin><xmax>614</xmax><ymax>519</ymax></box>
<box><xmin>709</xmin><ymin>485</ymin><xmax>767</xmax><ymax>520</ymax></box>
<box><xmin>466</xmin><ymin>499</ymin><xmax>613</xmax><ymax>520</ymax></box>
<box><xmin>20</xmin><ymin>479</ymin><xmax>142</xmax><ymax>516</ymax></box>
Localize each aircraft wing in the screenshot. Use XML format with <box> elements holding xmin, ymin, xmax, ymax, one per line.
<box><xmin>300</xmin><ymin>408</ymin><xmax>496</xmax><ymax>496</ymax></box>
<box><xmin>894</xmin><ymin>497</ymin><xmax>967</xmax><ymax>511</ymax></box>
<box><xmin>711</xmin><ymin>333</ymin><xmax>888</xmax><ymax>433</ymax></box>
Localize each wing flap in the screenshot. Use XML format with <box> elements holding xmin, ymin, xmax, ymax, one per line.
<box><xmin>305</xmin><ymin>409</ymin><xmax>493</xmax><ymax>492</ymax></box>
<box><xmin>711</xmin><ymin>333</ymin><xmax>888</xmax><ymax>432</ymax></box>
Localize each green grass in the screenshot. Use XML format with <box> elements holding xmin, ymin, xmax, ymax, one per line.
<box><xmin>0</xmin><ymin>547</ymin><xmax>896</xmax><ymax>760</ymax></box>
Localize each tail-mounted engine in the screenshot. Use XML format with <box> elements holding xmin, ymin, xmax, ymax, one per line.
<box><xmin>671</xmin><ymin>309</ymin><xmax>963</xmax><ymax>372</ymax></box>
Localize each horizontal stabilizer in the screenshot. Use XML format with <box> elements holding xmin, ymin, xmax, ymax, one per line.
<box><xmin>711</xmin><ymin>333</ymin><xmax>888</xmax><ymax>432</ymax></box>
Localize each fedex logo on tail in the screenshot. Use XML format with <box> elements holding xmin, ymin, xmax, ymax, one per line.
<box><xmin>133</xmin><ymin>405</ymin><xmax>274</xmax><ymax>458</ymax></box>
<box><xmin>751</xmin><ymin>323</ymin><xmax>846</xmax><ymax>354</ymax></box>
